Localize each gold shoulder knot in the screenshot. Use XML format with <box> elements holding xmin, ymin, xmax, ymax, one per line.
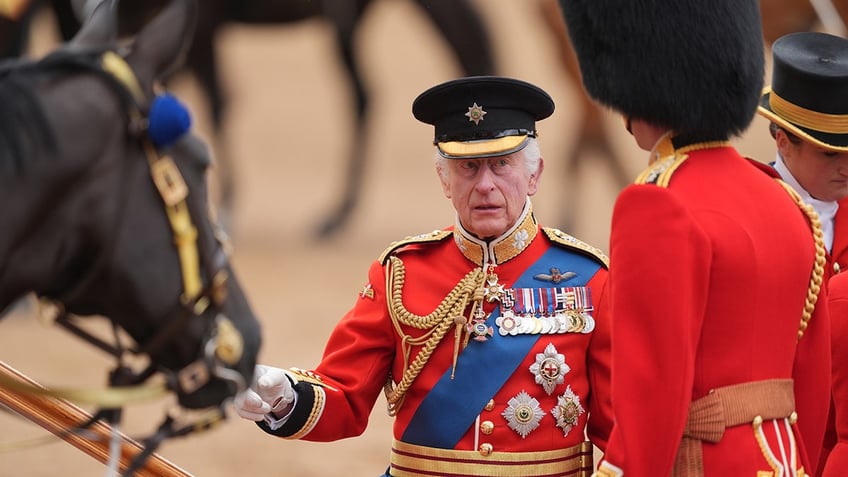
<box><xmin>379</xmin><ymin>229</ymin><xmax>453</xmax><ymax>264</ymax></box>
<box><xmin>542</xmin><ymin>228</ymin><xmax>609</xmax><ymax>268</ymax></box>
<box><xmin>635</xmin><ymin>152</ymin><xmax>686</xmax><ymax>186</ymax></box>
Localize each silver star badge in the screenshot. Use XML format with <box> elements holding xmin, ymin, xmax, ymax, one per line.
<box><xmin>529</xmin><ymin>342</ymin><xmax>569</xmax><ymax>395</ymax></box>
<box><xmin>502</xmin><ymin>390</ymin><xmax>545</xmax><ymax>438</ymax></box>
<box><xmin>465</xmin><ymin>102</ymin><xmax>487</xmax><ymax>125</ymax></box>
<box><xmin>552</xmin><ymin>385</ymin><xmax>585</xmax><ymax>437</ymax></box>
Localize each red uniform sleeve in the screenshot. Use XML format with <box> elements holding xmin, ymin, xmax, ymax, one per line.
<box><xmin>586</xmin><ymin>271</ymin><xmax>613</xmax><ymax>451</ymax></box>
<box><xmin>301</xmin><ymin>260</ymin><xmax>397</xmax><ymax>440</ymax></box>
<box><xmin>822</xmin><ymin>273</ymin><xmax>848</xmax><ymax>476</ymax></box>
<box><xmin>602</xmin><ymin>185</ymin><xmax>711</xmax><ymax>475</ymax></box>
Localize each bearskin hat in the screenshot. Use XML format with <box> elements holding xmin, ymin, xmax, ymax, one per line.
<box><xmin>558</xmin><ymin>0</ymin><xmax>765</xmax><ymax>142</ymax></box>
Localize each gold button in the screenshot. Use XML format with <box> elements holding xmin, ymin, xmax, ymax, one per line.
<box><xmin>835</xmin><ymin>262</ymin><xmax>842</xmax><ymax>274</ymax></box>
<box><xmin>480</xmin><ymin>420</ymin><xmax>494</xmax><ymax>435</ymax></box>
<box><xmin>790</xmin><ymin>411</ymin><xmax>798</xmax><ymax>425</ymax></box>
<box><xmin>479</xmin><ymin>443</ymin><xmax>493</xmax><ymax>456</ymax></box>
<box><xmin>484</xmin><ymin>399</ymin><xmax>495</xmax><ymax>411</ymax></box>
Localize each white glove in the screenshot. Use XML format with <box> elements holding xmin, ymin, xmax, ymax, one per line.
<box><xmin>234</xmin><ymin>364</ymin><xmax>295</xmax><ymax>421</ymax></box>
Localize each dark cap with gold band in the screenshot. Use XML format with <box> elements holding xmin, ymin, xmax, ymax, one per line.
<box><xmin>758</xmin><ymin>31</ymin><xmax>848</xmax><ymax>152</ymax></box>
<box><xmin>412</xmin><ymin>76</ymin><xmax>555</xmax><ymax>159</ymax></box>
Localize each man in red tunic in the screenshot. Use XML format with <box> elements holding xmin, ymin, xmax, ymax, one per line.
<box><xmin>757</xmin><ymin>31</ymin><xmax>848</xmax><ymax>476</ymax></box>
<box><xmin>234</xmin><ymin>76</ymin><xmax>613</xmax><ymax>476</ymax></box>
<box><xmin>557</xmin><ymin>0</ymin><xmax>830</xmax><ymax>475</ymax></box>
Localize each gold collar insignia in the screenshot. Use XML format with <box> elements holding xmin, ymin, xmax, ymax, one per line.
<box><xmin>453</xmin><ymin>200</ymin><xmax>538</xmax><ymax>266</ymax></box>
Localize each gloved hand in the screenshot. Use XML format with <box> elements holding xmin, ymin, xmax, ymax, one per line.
<box><xmin>234</xmin><ymin>364</ymin><xmax>296</xmax><ymax>421</ymax></box>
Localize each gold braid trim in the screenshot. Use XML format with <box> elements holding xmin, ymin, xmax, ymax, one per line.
<box><xmin>636</xmin><ymin>140</ymin><xmax>732</xmax><ymax>187</ymax></box>
<box><xmin>383</xmin><ymin>256</ymin><xmax>486</xmax><ymax>416</ymax></box>
<box><xmin>284</xmin><ymin>386</ymin><xmax>325</xmax><ymax>440</ymax></box>
<box><xmin>776</xmin><ymin>180</ymin><xmax>826</xmax><ymax>339</ymax></box>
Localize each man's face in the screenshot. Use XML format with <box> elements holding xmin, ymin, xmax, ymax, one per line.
<box><xmin>778</xmin><ymin>130</ymin><xmax>848</xmax><ymax>202</ymax></box>
<box><xmin>437</xmin><ymin>153</ymin><xmax>542</xmax><ymax>240</ymax></box>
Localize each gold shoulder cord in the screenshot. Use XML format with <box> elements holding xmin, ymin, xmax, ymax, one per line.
<box><xmin>382</xmin><ymin>255</ymin><xmax>486</xmax><ymax>416</ymax></box>
<box><xmin>776</xmin><ymin>180</ymin><xmax>826</xmax><ymax>339</ymax></box>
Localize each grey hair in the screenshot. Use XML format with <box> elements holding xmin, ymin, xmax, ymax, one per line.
<box><xmin>434</xmin><ymin>137</ymin><xmax>542</xmax><ymax>180</ymax></box>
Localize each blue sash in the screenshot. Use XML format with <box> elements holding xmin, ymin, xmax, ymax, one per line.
<box><xmin>400</xmin><ymin>247</ymin><xmax>601</xmax><ymax>447</ymax></box>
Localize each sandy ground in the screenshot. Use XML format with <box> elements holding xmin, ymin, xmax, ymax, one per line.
<box><xmin>0</xmin><ymin>1</ymin><xmax>780</xmax><ymax>475</ymax></box>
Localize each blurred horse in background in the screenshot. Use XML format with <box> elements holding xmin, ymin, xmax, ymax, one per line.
<box><xmin>0</xmin><ymin>1</ymin><xmax>262</xmax><ymax>468</ymax></box>
<box><xmin>537</xmin><ymin>0</ymin><xmax>848</xmax><ymax>228</ymax></box>
<box><xmin>1</xmin><ymin>0</ymin><xmax>497</xmax><ymax>238</ymax></box>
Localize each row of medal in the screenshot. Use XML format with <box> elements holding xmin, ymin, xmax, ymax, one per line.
<box><xmin>495</xmin><ymin>286</ymin><xmax>595</xmax><ymax>336</ymax></box>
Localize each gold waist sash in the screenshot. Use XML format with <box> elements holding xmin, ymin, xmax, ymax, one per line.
<box><xmin>390</xmin><ymin>439</ymin><xmax>593</xmax><ymax>477</ymax></box>
<box><xmin>674</xmin><ymin>378</ymin><xmax>797</xmax><ymax>477</ymax></box>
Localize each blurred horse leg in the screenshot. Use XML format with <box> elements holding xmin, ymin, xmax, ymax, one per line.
<box><xmin>412</xmin><ymin>0</ymin><xmax>496</xmax><ymax>75</ymax></box>
<box><xmin>315</xmin><ymin>2</ymin><xmax>370</xmax><ymax>239</ymax></box>
<box><xmin>0</xmin><ymin>0</ymin><xmax>39</xmax><ymax>58</ymax></box>
<box><xmin>809</xmin><ymin>0</ymin><xmax>848</xmax><ymax>35</ymax></box>
<box><xmin>316</xmin><ymin>0</ymin><xmax>498</xmax><ymax>239</ymax></box>
<box><xmin>47</xmin><ymin>0</ymin><xmax>77</xmax><ymax>40</ymax></box>
<box><xmin>759</xmin><ymin>0</ymin><xmax>848</xmax><ymax>44</ymax></box>
<box><xmin>181</xmin><ymin>3</ymin><xmax>237</xmax><ymax>230</ymax></box>
<box><xmin>538</xmin><ymin>0</ymin><xmax>631</xmax><ymax>229</ymax></box>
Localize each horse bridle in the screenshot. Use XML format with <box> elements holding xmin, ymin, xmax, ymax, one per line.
<box><xmin>5</xmin><ymin>48</ymin><xmax>247</xmax><ymax>412</ymax></box>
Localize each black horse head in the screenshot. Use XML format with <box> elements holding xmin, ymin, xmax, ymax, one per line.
<box><xmin>0</xmin><ymin>0</ymin><xmax>261</xmax><ymax>410</ymax></box>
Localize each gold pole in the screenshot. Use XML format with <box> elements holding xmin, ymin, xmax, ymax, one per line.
<box><xmin>0</xmin><ymin>360</ymin><xmax>193</xmax><ymax>476</ymax></box>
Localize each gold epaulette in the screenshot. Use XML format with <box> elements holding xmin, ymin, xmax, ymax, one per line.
<box><xmin>378</xmin><ymin>229</ymin><xmax>453</xmax><ymax>264</ymax></box>
<box><xmin>634</xmin><ymin>152</ymin><xmax>687</xmax><ymax>186</ymax></box>
<box><xmin>542</xmin><ymin>227</ymin><xmax>609</xmax><ymax>268</ymax></box>
<box><xmin>634</xmin><ymin>138</ymin><xmax>732</xmax><ymax>187</ymax></box>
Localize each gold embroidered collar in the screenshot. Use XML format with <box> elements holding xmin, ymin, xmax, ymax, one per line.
<box><xmin>453</xmin><ymin>200</ymin><xmax>538</xmax><ymax>266</ymax></box>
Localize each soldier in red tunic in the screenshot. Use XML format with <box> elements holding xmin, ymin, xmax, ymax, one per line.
<box><xmin>557</xmin><ymin>0</ymin><xmax>830</xmax><ymax>476</ymax></box>
<box><xmin>234</xmin><ymin>76</ymin><xmax>613</xmax><ymax>476</ymax></box>
<box><xmin>756</xmin><ymin>31</ymin><xmax>848</xmax><ymax>476</ymax></box>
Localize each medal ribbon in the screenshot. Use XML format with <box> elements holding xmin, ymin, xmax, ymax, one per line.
<box><xmin>400</xmin><ymin>247</ymin><xmax>601</xmax><ymax>448</ymax></box>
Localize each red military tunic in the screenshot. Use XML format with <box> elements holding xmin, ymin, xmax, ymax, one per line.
<box><xmin>821</xmin><ymin>271</ymin><xmax>848</xmax><ymax>476</ymax></box>
<box><xmin>771</xmin><ymin>162</ymin><xmax>848</xmax><ymax>476</ymax></box>
<box><xmin>816</xmin><ymin>199</ymin><xmax>848</xmax><ymax>475</ymax></box>
<box><xmin>258</xmin><ymin>203</ymin><xmax>612</xmax><ymax>476</ymax></box>
<box><xmin>597</xmin><ymin>139</ymin><xmax>830</xmax><ymax>476</ymax></box>
<box><xmin>830</xmin><ymin>200</ymin><xmax>848</xmax><ymax>272</ymax></box>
